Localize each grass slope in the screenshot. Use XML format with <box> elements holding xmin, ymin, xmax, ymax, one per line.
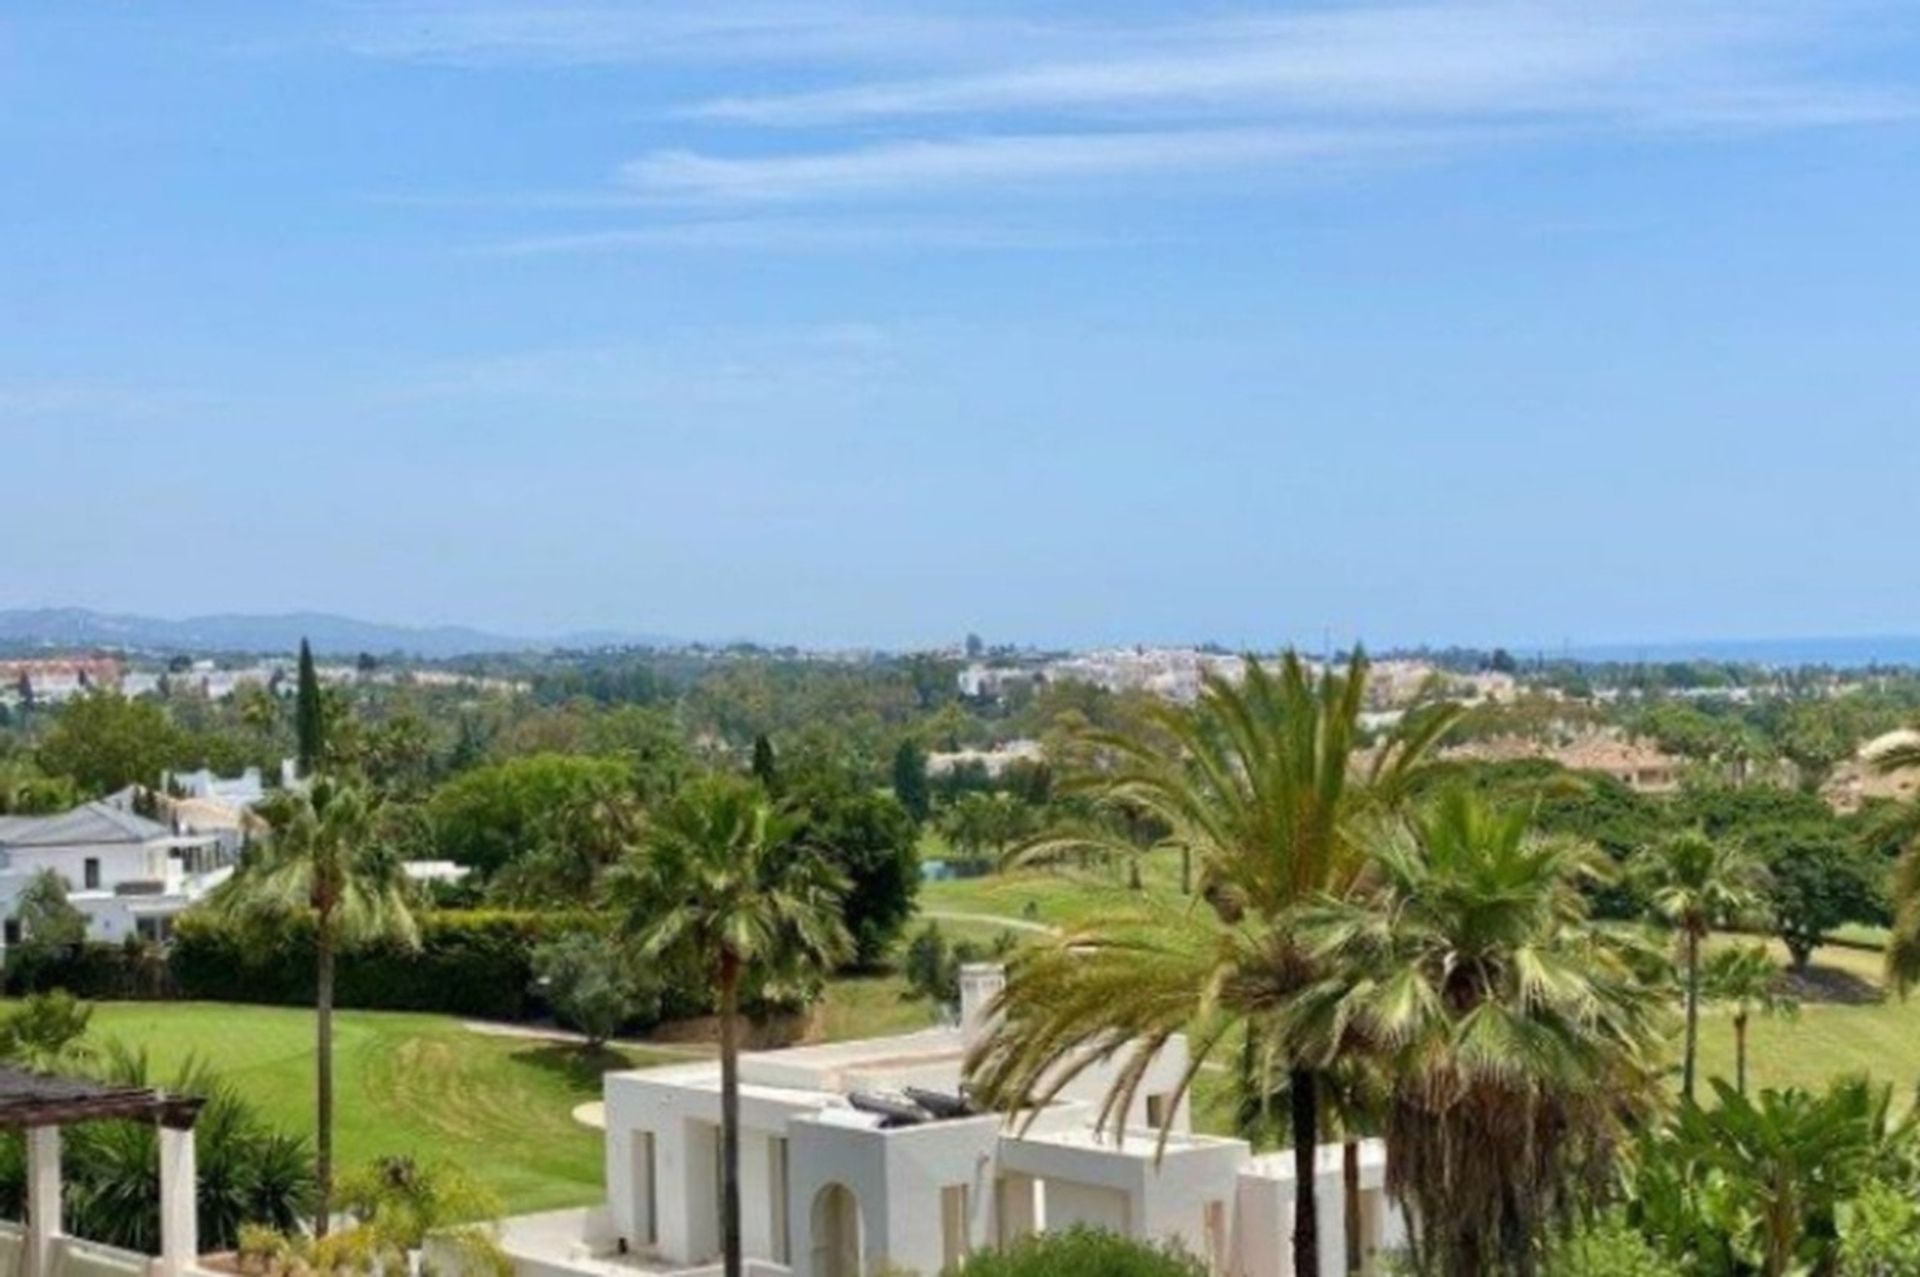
<box><xmin>84</xmin><ymin>1002</ymin><xmax>675</xmax><ymax>1214</ymax></box>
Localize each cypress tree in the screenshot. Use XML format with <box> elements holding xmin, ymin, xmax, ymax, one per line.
<box><xmin>295</xmin><ymin>638</ymin><xmax>324</xmax><ymax>776</ymax></box>
<box><xmin>892</xmin><ymin>738</ymin><xmax>930</xmax><ymax>824</ymax></box>
<box><xmin>750</xmin><ymin>734</ymin><xmax>778</xmax><ymax>792</ymax></box>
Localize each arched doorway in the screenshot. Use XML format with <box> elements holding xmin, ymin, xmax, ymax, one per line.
<box><xmin>810</xmin><ymin>1183</ymin><xmax>862</xmax><ymax>1277</ymax></box>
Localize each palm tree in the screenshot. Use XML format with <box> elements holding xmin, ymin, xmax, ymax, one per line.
<box><xmin>1290</xmin><ymin>790</ymin><xmax>1669</xmax><ymax>1276</ymax></box>
<box><xmin>610</xmin><ymin>775</ymin><xmax>851</xmax><ymax>1277</ymax></box>
<box><xmin>966</xmin><ymin>651</ymin><xmax>1457</xmax><ymax>1277</ymax></box>
<box><xmin>212</xmin><ymin>778</ymin><xmax>418</xmax><ymax>1235</ymax></box>
<box><xmin>1632</xmin><ymin>832</ymin><xmax>1765</xmax><ymax>1102</ymax></box>
<box><xmin>1702</xmin><ymin>943</ymin><xmax>1796</xmax><ymax>1095</ymax></box>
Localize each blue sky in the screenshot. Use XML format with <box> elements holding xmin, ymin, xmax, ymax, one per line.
<box><xmin>5</xmin><ymin>2</ymin><xmax>1920</xmax><ymax>650</ymax></box>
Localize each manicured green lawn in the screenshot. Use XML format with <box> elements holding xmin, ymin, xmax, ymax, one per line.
<box><xmin>1693</xmin><ymin>938</ymin><xmax>1920</xmax><ymax>1100</ymax></box>
<box><xmin>919</xmin><ymin>853</ymin><xmax>1189</xmax><ymax>930</ymax></box>
<box><xmin>81</xmin><ymin>1002</ymin><xmax>675</xmax><ymax>1214</ymax></box>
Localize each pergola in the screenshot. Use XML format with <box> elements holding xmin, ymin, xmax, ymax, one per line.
<box><xmin>0</xmin><ymin>1066</ymin><xmax>204</xmax><ymax>1277</ymax></box>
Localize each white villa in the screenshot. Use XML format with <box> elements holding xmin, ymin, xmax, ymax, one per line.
<box><xmin>0</xmin><ymin>801</ymin><xmax>232</xmax><ymax>947</ymax></box>
<box><xmin>493</xmin><ymin>967</ymin><xmax>1403</xmax><ymax>1277</ymax></box>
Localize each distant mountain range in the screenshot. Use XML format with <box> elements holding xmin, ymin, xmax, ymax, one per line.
<box><xmin>0</xmin><ymin>608</ymin><xmax>673</xmax><ymax>659</ymax></box>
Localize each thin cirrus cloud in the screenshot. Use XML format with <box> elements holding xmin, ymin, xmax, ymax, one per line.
<box><xmin>678</xmin><ymin>2</ymin><xmax>1903</xmax><ymax>130</ymax></box>
<box><xmin>616</xmin><ymin>126</ymin><xmax>1462</xmax><ymax>205</ymax></box>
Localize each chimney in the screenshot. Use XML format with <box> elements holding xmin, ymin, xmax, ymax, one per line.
<box><xmin>958</xmin><ymin>963</ymin><xmax>1006</xmax><ymax>1051</ymax></box>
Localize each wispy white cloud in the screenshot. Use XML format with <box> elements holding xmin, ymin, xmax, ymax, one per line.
<box><xmin>680</xmin><ymin>1</ymin><xmax>1911</xmax><ymax>135</ymax></box>
<box><xmin>353</xmin><ymin>1</ymin><xmax>1920</xmax><ymax>238</ymax></box>
<box><xmin>617</xmin><ymin>126</ymin><xmax>1459</xmax><ymax>204</ymax></box>
<box><xmin>685</xmin><ymin>4</ymin><xmax>1709</xmax><ymax>125</ymax></box>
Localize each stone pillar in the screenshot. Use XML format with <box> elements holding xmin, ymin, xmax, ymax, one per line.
<box><xmin>26</xmin><ymin>1125</ymin><xmax>61</xmax><ymax>1277</ymax></box>
<box><xmin>157</xmin><ymin>1122</ymin><xmax>198</xmax><ymax>1277</ymax></box>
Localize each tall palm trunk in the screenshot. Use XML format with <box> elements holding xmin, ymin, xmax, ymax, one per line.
<box><xmin>1343</xmin><ymin>1138</ymin><xmax>1361</xmax><ymax>1275</ymax></box>
<box><xmin>718</xmin><ymin>952</ymin><xmax>743</xmax><ymax>1277</ymax></box>
<box><xmin>1734</xmin><ymin>1011</ymin><xmax>1749</xmax><ymax>1096</ymax></box>
<box><xmin>1682</xmin><ymin>929</ymin><xmax>1701</xmax><ymax>1103</ymax></box>
<box><xmin>315</xmin><ymin>919</ymin><xmax>335</xmax><ymax>1237</ymax></box>
<box><xmin>1290</xmin><ymin>1069</ymin><xmax>1320</xmax><ymax>1277</ymax></box>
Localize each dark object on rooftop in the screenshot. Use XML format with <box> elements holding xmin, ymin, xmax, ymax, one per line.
<box><xmin>847</xmin><ymin>1092</ymin><xmax>929</xmax><ymax>1128</ymax></box>
<box><xmin>905</xmin><ymin>1087</ymin><xmax>979</xmax><ymax>1119</ymax></box>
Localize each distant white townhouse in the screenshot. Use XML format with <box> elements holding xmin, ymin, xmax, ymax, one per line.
<box><xmin>165</xmin><ymin>766</ymin><xmax>267</xmax><ymax>808</ymax></box>
<box><xmin>490</xmin><ymin>966</ymin><xmax>1403</xmax><ymax>1277</ymax></box>
<box><xmin>0</xmin><ymin>801</ymin><xmax>232</xmax><ymax>947</ymax></box>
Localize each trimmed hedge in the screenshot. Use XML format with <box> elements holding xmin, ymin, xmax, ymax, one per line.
<box><xmin>168</xmin><ymin>910</ymin><xmax>583</xmax><ymax>1020</ymax></box>
<box><xmin>5</xmin><ymin>910</ymin><xmax>759</xmax><ymax>1028</ymax></box>
<box><xmin>4</xmin><ymin>939</ymin><xmax>174</xmax><ymax>1001</ymax></box>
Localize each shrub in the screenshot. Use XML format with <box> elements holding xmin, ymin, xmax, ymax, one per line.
<box><xmin>902</xmin><ymin>922</ymin><xmax>1017</xmax><ymax>1007</ymax></box>
<box><xmin>950</xmin><ymin>1228</ymin><xmax>1205</xmax><ymax>1277</ymax></box>
<box><xmin>1543</xmin><ymin>1215</ymin><xmax>1681</xmax><ymax>1277</ymax></box>
<box><xmin>531</xmin><ymin>929</ymin><xmax>657</xmax><ymax>1045</ymax></box>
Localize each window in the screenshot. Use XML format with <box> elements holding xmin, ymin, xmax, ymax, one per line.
<box><xmin>941</xmin><ymin>1184</ymin><xmax>971</xmax><ymax>1268</ymax></box>
<box><xmin>769</xmin><ymin>1136</ymin><xmax>790</xmax><ymax>1264</ymax></box>
<box><xmin>3</xmin><ymin>920</ymin><xmax>18</xmax><ymax>948</ymax></box>
<box><xmin>1145</xmin><ymin>1093</ymin><xmax>1171</xmax><ymax>1129</ymax></box>
<box><xmin>83</xmin><ymin>858</ymin><xmax>101</xmax><ymax>890</ymax></box>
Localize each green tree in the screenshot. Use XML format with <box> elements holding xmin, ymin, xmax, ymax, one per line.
<box><xmin>1292</xmin><ymin>791</ymin><xmax>1667</xmax><ymax>1277</ymax></box>
<box><xmin>1702</xmin><ymin>943</ymin><xmax>1796</xmax><ymax>1096</ymax></box>
<box><xmin>891</xmin><ymin>738</ymin><xmax>931</xmax><ymax>824</ymax></box>
<box><xmin>967</xmin><ymin>652</ymin><xmax>1457</xmax><ymax>1277</ymax></box>
<box><xmin>10</xmin><ymin>868</ymin><xmax>89</xmax><ymax>982</ymax></box>
<box><xmin>609</xmin><ymin>776</ymin><xmax>851</xmax><ymax>1277</ymax></box>
<box><xmin>426</xmin><ymin>753</ymin><xmax>634</xmax><ymax>878</ymax></box>
<box><xmin>532</xmin><ymin>930</ymin><xmax>654</xmax><ymax>1048</ymax></box>
<box><xmin>213</xmin><ymin>779</ymin><xmax>419</xmax><ymax>1235</ymax></box>
<box><xmin>1633</xmin><ymin>832</ymin><xmax>1766</xmax><ymax>1102</ymax></box>
<box><xmin>36</xmin><ymin>691</ymin><xmax>183</xmax><ymax>795</ymax></box>
<box><xmin>1756</xmin><ymin>828</ymin><xmax>1883</xmax><ymax>971</ymax></box>
<box><xmin>295</xmin><ymin>639</ymin><xmax>324</xmax><ymax>776</ymax></box>
<box><xmin>942</xmin><ymin>791</ymin><xmax>1029</xmax><ymax>867</ymax></box>
<box><xmin>789</xmin><ymin>774</ymin><xmax>920</xmax><ymax>967</ymax></box>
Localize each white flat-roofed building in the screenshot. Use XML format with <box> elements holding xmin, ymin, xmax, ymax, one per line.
<box><xmin>488</xmin><ymin>966</ymin><xmax>1403</xmax><ymax>1277</ymax></box>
